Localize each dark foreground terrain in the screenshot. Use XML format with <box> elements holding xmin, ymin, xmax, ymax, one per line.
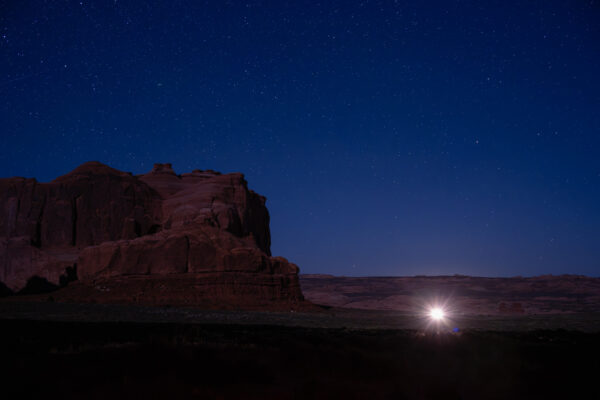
<box><xmin>2</xmin><ymin>302</ymin><xmax>600</xmax><ymax>399</ymax></box>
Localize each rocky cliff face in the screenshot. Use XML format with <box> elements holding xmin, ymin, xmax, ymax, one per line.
<box><xmin>0</xmin><ymin>162</ymin><xmax>305</xmax><ymax>308</ymax></box>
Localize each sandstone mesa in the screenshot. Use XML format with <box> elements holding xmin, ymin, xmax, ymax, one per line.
<box><xmin>0</xmin><ymin>162</ymin><xmax>305</xmax><ymax>309</ymax></box>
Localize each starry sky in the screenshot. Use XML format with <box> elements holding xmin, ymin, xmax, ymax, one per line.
<box><xmin>1</xmin><ymin>1</ymin><xmax>599</xmax><ymax>277</ymax></box>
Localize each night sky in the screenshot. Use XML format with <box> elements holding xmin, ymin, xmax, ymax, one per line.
<box><xmin>1</xmin><ymin>1</ymin><xmax>599</xmax><ymax>277</ymax></box>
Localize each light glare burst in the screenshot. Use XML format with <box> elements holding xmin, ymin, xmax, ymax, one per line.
<box><xmin>429</xmin><ymin>307</ymin><xmax>445</xmax><ymax>321</ymax></box>
<box><xmin>415</xmin><ymin>298</ymin><xmax>456</xmax><ymax>332</ymax></box>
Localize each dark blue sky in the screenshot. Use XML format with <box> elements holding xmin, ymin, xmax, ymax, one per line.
<box><xmin>1</xmin><ymin>1</ymin><xmax>599</xmax><ymax>277</ymax></box>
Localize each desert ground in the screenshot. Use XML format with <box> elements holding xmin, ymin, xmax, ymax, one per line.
<box><xmin>299</xmin><ymin>274</ymin><xmax>600</xmax><ymax>315</ymax></box>
<box><xmin>2</xmin><ymin>295</ymin><xmax>600</xmax><ymax>399</ymax></box>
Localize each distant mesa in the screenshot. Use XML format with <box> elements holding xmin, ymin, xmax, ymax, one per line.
<box><xmin>0</xmin><ymin>161</ymin><xmax>307</xmax><ymax>310</ymax></box>
<box><xmin>300</xmin><ymin>274</ymin><xmax>600</xmax><ymax>315</ymax></box>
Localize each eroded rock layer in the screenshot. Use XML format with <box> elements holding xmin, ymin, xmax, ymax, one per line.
<box><xmin>0</xmin><ymin>162</ymin><xmax>305</xmax><ymax>308</ymax></box>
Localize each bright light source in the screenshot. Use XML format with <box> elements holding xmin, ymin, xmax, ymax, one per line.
<box><xmin>429</xmin><ymin>307</ymin><xmax>445</xmax><ymax>321</ymax></box>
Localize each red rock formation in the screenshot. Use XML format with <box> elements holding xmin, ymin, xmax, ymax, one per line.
<box><xmin>0</xmin><ymin>162</ymin><xmax>305</xmax><ymax>309</ymax></box>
